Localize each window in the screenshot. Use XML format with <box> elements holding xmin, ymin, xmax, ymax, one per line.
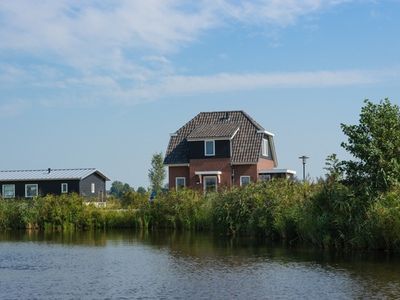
<box><xmin>203</xmin><ymin>176</ymin><xmax>217</xmax><ymax>193</ymax></box>
<box><xmin>2</xmin><ymin>184</ymin><xmax>15</xmax><ymax>198</ymax></box>
<box><xmin>175</xmin><ymin>177</ymin><xmax>186</xmax><ymax>191</ymax></box>
<box><xmin>25</xmin><ymin>184</ymin><xmax>38</xmax><ymax>198</ymax></box>
<box><xmin>204</xmin><ymin>140</ymin><xmax>215</xmax><ymax>156</ymax></box>
<box><xmin>259</xmin><ymin>174</ymin><xmax>271</xmax><ymax>182</ymax></box>
<box><xmin>240</xmin><ymin>176</ymin><xmax>251</xmax><ymax>186</ymax></box>
<box><xmin>61</xmin><ymin>183</ymin><xmax>68</xmax><ymax>194</ymax></box>
<box><xmin>91</xmin><ymin>183</ymin><xmax>95</xmax><ymax>194</ymax></box>
<box><xmin>262</xmin><ymin>138</ymin><xmax>269</xmax><ymax>157</ymax></box>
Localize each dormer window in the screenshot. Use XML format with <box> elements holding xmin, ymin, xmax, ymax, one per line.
<box><xmin>262</xmin><ymin>138</ymin><xmax>269</xmax><ymax>157</ymax></box>
<box><xmin>205</xmin><ymin>140</ymin><xmax>215</xmax><ymax>156</ymax></box>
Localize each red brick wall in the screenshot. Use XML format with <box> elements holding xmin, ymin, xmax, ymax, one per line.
<box><xmin>169</xmin><ymin>157</ymin><xmax>275</xmax><ymax>190</ymax></box>
<box><xmin>168</xmin><ymin>166</ymin><xmax>190</xmax><ymax>190</ymax></box>
<box><xmin>233</xmin><ymin>164</ymin><xmax>257</xmax><ymax>186</ymax></box>
<box><xmin>189</xmin><ymin>158</ymin><xmax>232</xmax><ymax>190</ymax></box>
<box><xmin>232</xmin><ymin>158</ymin><xmax>274</xmax><ymax>185</ymax></box>
<box><xmin>257</xmin><ymin>158</ymin><xmax>275</xmax><ymax>173</ymax></box>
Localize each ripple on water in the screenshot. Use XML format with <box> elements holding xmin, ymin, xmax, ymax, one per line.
<box><xmin>0</xmin><ymin>232</ymin><xmax>399</xmax><ymax>299</ymax></box>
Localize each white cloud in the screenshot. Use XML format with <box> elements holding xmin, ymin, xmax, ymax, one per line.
<box><xmin>0</xmin><ymin>1</ymin><xmax>348</xmax><ymax>66</ymax></box>
<box><xmin>118</xmin><ymin>68</ymin><xmax>400</xmax><ymax>103</ymax></box>
<box><xmin>1</xmin><ymin>0</ymin><xmax>377</xmax><ymax>113</ymax></box>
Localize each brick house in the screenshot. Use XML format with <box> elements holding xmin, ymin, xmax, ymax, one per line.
<box><xmin>164</xmin><ymin>111</ymin><xmax>295</xmax><ymax>192</ymax></box>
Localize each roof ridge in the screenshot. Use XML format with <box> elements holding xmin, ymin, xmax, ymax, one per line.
<box><xmin>198</xmin><ymin>110</ymin><xmax>245</xmax><ymax>114</ymax></box>
<box><xmin>0</xmin><ymin>168</ymin><xmax>96</xmax><ymax>172</ymax></box>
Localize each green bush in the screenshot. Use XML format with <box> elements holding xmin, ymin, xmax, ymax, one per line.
<box><xmin>1</xmin><ymin>180</ymin><xmax>400</xmax><ymax>251</ymax></box>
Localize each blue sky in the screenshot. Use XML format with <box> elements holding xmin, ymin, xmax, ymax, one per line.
<box><xmin>0</xmin><ymin>1</ymin><xmax>399</xmax><ymax>188</ymax></box>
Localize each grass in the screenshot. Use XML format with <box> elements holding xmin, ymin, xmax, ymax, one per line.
<box><xmin>1</xmin><ymin>180</ymin><xmax>400</xmax><ymax>251</ymax></box>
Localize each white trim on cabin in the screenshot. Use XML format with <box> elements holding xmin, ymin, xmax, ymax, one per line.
<box><xmin>25</xmin><ymin>184</ymin><xmax>38</xmax><ymax>198</ymax></box>
<box><xmin>91</xmin><ymin>183</ymin><xmax>95</xmax><ymax>193</ymax></box>
<box><xmin>2</xmin><ymin>184</ymin><xmax>15</xmax><ymax>198</ymax></box>
<box><xmin>61</xmin><ymin>183</ymin><xmax>68</xmax><ymax>193</ymax></box>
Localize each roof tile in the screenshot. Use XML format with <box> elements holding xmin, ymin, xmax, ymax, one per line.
<box><xmin>164</xmin><ymin>111</ymin><xmax>275</xmax><ymax>165</ymax></box>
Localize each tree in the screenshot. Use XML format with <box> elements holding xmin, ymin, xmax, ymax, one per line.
<box><xmin>136</xmin><ymin>186</ymin><xmax>147</xmax><ymax>195</ymax></box>
<box><xmin>324</xmin><ymin>153</ymin><xmax>343</xmax><ymax>184</ymax></box>
<box><xmin>340</xmin><ymin>99</ymin><xmax>400</xmax><ymax>194</ymax></box>
<box><xmin>148</xmin><ymin>152</ymin><xmax>166</xmax><ymax>194</ymax></box>
<box><xmin>110</xmin><ymin>181</ymin><xmax>133</xmax><ymax>198</ymax></box>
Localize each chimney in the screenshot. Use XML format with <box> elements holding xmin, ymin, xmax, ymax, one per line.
<box><xmin>48</xmin><ymin>168</ymin><xmax>51</xmax><ymax>174</ymax></box>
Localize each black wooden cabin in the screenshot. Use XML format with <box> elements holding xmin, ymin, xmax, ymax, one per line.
<box><xmin>0</xmin><ymin>168</ymin><xmax>109</xmax><ymax>201</ymax></box>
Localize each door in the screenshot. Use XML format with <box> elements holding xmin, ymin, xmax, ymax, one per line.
<box><xmin>203</xmin><ymin>176</ymin><xmax>217</xmax><ymax>193</ymax></box>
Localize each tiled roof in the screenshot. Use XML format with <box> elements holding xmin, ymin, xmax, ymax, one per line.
<box><xmin>164</xmin><ymin>111</ymin><xmax>277</xmax><ymax>165</ymax></box>
<box><xmin>187</xmin><ymin>123</ymin><xmax>240</xmax><ymax>140</ymax></box>
<box><xmin>0</xmin><ymin>168</ymin><xmax>110</xmax><ymax>181</ymax></box>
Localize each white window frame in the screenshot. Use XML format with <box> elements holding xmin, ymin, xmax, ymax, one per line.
<box><xmin>203</xmin><ymin>176</ymin><xmax>218</xmax><ymax>193</ymax></box>
<box><xmin>25</xmin><ymin>184</ymin><xmax>38</xmax><ymax>198</ymax></box>
<box><xmin>262</xmin><ymin>138</ymin><xmax>269</xmax><ymax>157</ymax></box>
<box><xmin>91</xmin><ymin>183</ymin><xmax>95</xmax><ymax>193</ymax></box>
<box><xmin>2</xmin><ymin>184</ymin><xmax>15</xmax><ymax>199</ymax></box>
<box><xmin>240</xmin><ymin>176</ymin><xmax>251</xmax><ymax>186</ymax></box>
<box><xmin>61</xmin><ymin>183</ymin><xmax>68</xmax><ymax>194</ymax></box>
<box><xmin>175</xmin><ymin>177</ymin><xmax>186</xmax><ymax>191</ymax></box>
<box><xmin>204</xmin><ymin>140</ymin><xmax>215</xmax><ymax>156</ymax></box>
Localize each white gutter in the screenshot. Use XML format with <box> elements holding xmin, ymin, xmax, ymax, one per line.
<box><xmin>257</xmin><ymin>130</ymin><xmax>275</xmax><ymax>137</ymax></box>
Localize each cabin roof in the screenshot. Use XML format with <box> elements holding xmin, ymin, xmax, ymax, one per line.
<box><xmin>0</xmin><ymin>168</ymin><xmax>110</xmax><ymax>182</ymax></box>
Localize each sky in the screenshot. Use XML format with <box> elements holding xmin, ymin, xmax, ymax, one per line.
<box><xmin>0</xmin><ymin>0</ymin><xmax>399</xmax><ymax>189</ymax></box>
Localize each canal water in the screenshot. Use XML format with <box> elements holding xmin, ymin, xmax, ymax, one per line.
<box><xmin>0</xmin><ymin>230</ymin><xmax>399</xmax><ymax>299</ymax></box>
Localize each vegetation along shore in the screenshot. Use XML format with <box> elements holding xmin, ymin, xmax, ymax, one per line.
<box><xmin>1</xmin><ymin>99</ymin><xmax>399</xmax><ymax>251</ymax></box>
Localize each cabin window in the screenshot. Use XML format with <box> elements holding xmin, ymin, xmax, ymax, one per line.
<box><xmin>91</xmin><ymin>183</ymin><xmax>95</xmax><ymax>193</ymax></box>
<box><xmin>262</xmin><ymin>138</ymin><xmax>269</xmax><ymax>157</ymax></box>
<box><xmin>240</xmin><ymin>176</ymin><xmax>251</xmax><ymax>186</ymax></box>
<box><xmin>25</xmin><ymin>184</ymin><xmax>38</xmax><ymax>198</ymax></box>
<box><xmin>259</xmin><ymin>174</ymin><xmax>271</xmax><ymax>182</ymax></box>
<box><xmin>61</xmin><ymin>183</ymin><xmax>68</xmax><ymax>194</ymax></box>
<box><xmin>175</xmin><ymin>177</ymin><xmax>186</xmax><ymax>191</ymax></box>
<box><xmin>2</xmin><ymin>184</ymin><xmax>15</xmax><ymax>198</ymax></box>
<box><xmin>204</xmin><ymin>140</ymin><xmax>215</xmax><ymax>156</ymax></box>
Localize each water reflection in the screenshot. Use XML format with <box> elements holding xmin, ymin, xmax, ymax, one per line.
<box><xmin>0</xmin><ymin>230</ymin><xmax>400</xmax><ymax>299</ymax></box>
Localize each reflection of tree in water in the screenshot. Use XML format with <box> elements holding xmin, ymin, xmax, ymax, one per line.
<box><xmin>0</xmin><ymin>230</ymin><xmax>108</xmax><ymax>247</ymax></box>
<box><xmin>1</xmin><ymin>229</ymin><xmax>400</xmax><ymax>298</ymax></box>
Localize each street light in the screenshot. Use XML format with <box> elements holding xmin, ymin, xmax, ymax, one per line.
<box><xmin>299</xmin><ymin>155</ymin><xmax>309</xmax><ymax>182</ymax></box>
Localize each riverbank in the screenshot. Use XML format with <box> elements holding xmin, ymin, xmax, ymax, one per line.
<box><xmin>1</xmin><ymin>179</ymin><xmax>400</xmax><ymax>251</ymax></box>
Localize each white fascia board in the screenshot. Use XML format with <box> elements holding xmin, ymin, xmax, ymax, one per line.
<box><xmin>195</xmin><ymin>171</ymin><xmax>222</xmax><ymax>175</ymax></box>
<box><xmin>170</xmin><ymin>133</ymin><xmax>178</xmax><ymax>137</ymax></box>
<box><xmin>230</xmin><ymin>127</ymin><xmax>240</xmax><ymax>140</ymax></box>
<box><xmin>165</xmin><ymin>164</ymin><xmax>189</xmax><ymax>167</ymax></box>
<box><xmin>259</xmin><ymin>169</ymin><xmax>296</xmax><ymax>175</ymax></box>
<box><xmin>187</xmin><ymin>137</ymin><xmax>229</xmax><ymax>141</ymax></box>
<box><xmin>257</xmin><ymin>130</ymin><xmax>275</xmax><ymax>137</ymax></box>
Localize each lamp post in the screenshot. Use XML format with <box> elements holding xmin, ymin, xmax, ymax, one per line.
<box><xmin>299</xmin><ymin>155</ymin><xmax>309</xmax><ymax>182</ymax></box>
